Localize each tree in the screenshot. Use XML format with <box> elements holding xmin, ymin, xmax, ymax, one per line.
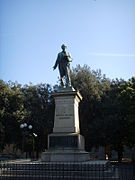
<box><xmin>0</xmin><ymin>122</ymin><xmax>4</xmax><ymax>151</ymax></box>
<box><xmin>21</xmin><ymin>83</ymin><xmax>54</xmax><ymax>153</ymax></box>
<box><xmin>118</xmin><ymin>77</ymin><xmax>135</xmax><ymax>147</ymax></box>
<box><xmin>101</xmin><ymin>78</ymin><xmax>127</xmax><ymax>161</ymax></box>
<box><xmin>0</xmin><ymin>80</ymin><xmax>25</xmax><ymax>150</ymax></box>
<box><xmin>0</xmin><ymin>80</ymin><xmax>54</xmax><ymax>156</ymax></box>
<box><xmin>71</xmin><ymin>65</ymin><xmax>111</xmax><ymax>150</ymax></box>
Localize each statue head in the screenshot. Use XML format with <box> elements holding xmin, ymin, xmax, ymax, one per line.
<box><xmin>61</xmin><ymin>44</ymin><xmax>67</xmax><ymax>50</ymax></box>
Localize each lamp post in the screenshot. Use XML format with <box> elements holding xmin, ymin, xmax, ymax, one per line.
<box><xmin>20</xmin><ymin>123</ymin><xmax>33</xmax><ymax>158</ymax></box>
<box><xmin>32</xmin><ymin>133</ymin><xmax>37</xmax><ymax>160</ymax></box>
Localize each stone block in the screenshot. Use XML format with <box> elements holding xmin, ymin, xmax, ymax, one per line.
<box><xmin>52</xmin><ymin>90</ymin><xmax>82</xmax><ymax>133</ymax></box>
<box><xmin>48</xmin><ymin>133</ymin><xmax>85</xmax><ymax>150</ymax></box>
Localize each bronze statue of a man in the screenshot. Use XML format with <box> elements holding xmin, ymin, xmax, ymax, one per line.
<box><xmin>53</xmin><ymin>44</ymin><xmax>72</xmax><ymax>87</ymax></box>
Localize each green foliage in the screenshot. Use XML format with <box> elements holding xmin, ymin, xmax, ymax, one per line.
<box><xmin>0</xmin><ymin>122</ymin><xmax>5</xmax><ymax>151</ymax></box>
<box><xmin>71</xmin><ymin>65</ymin><xmax>111</xmax><ymax>150</ymax></box>
<box><xmin>71</xmin><ymin>65</ymin><xmax>135</xmax><ymax>156</ymax></box>
<box><xmin>101</xmin><ymin>79</ymin><xmax>126</xmax><ymax>159</ymax></box>
<box><xmin>0</xmin><ymin>80</ymin><xmax>24</xmax><ymax>149</ymax></box>
<box><xmin>0</xmin><ymin>80</ymin><xmax>54</xmax><ymax>153</ymax></box>
<box><xmin>21</xmin><ymin>83</ymin><xmax>54</xmax><ymax>151</ymax></box>
<box><xmin>118</xmin><ymin>77</ymin><xmax>135</xmax><ymax>147</ymax></box>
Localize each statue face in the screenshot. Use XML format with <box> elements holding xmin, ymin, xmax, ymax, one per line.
<box><xmin>62</xmin><ymin>47</ymin><xmax>66</xmax><ymax>51</ymax></box>
<box><xmin>61</xmin><ymin>44</ymin><xmax>67</xmax><ymax>51</ymax></box>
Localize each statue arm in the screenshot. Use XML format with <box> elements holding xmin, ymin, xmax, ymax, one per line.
<box><xmin>53</xmin><ymin>55</ymin><xmax>59</xmax><ymax>70</ymax></box>
<box><xmin>53</xmin><ymin>61</ymin><xmax>57</xmax><ymax>70</ymax></box>
<box><xmin>66</xmin><ymin>52</ymin><xmax>72</xmax><ymax>62</ymax></box>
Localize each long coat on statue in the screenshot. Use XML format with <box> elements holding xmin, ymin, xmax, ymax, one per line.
<box><xmin>53</xmin><ymin>51</ymin><xmax>72</xmax><ymax>86</ymax></box>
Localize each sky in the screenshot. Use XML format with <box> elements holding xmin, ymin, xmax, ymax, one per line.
<box><xmin>0</xmin><ymin>0</ymin><xmax>135</xmax><ymax>86</ymax></box>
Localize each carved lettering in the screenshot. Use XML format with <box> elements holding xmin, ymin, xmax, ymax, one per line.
<box><xmin>59</xmin><ymin>117</ymin><xmax>70</xmax><ymax>119</ymax></box>
<box><xmin>56</xmin><ymin>114</ymin><xmax>73</xmax><ymax>116</ymax></box>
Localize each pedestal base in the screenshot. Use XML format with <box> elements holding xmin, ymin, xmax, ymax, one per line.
<box><xmin>48</xmin><ymin>133</ymin><xmax>84</xmax><ymax>150</ymax></box>
<box><xmin>41</xmin><ymin>133</ymin><xmax>90</xmax><ymax>162</ymax></box>
<box><xmin>41</xmin><ymin>149</ymin><xmax>90</xmax><ymax>162</ymax></box>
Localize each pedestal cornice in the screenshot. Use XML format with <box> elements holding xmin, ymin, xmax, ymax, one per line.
<box><xmin>52</xmin><ymin>89</ymin><xmax>82</xmax><ymax>102</ymax></box>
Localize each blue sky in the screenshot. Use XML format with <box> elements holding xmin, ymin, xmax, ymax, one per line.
<box><xmin>0</xmin><ymin>0</ymin><xmax>135</xmax><ymax>86</ymax></box>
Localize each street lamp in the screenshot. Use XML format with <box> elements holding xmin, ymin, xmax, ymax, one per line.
<box><xmin>20</xmin><ymin>123</ymin><xmax>37</xmax><ymax>159</ymax></box>
<box><xmin>31</xmin><ymin>132</ymin><xmax>37</xmax><ymax>160</ymax></box>
<box><xmin>20</xmin><ymin>123</ymin><xmax>33</xmax><ymax>158</ymax></box>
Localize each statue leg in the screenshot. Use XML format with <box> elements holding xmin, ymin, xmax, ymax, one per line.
<box><xmin>61</xmin><ymin>76</ymin><xmax>65</xmax><ymax>87</ymax></box>
<box><xmin>66</xmin><ymin>68</ymin><xmax>71</xmax><ymax>87</ymax></box>
<box><xmin>59</xmin><ymin>69</ymin><xmax>65</xmax><ymax>87</ymax></box>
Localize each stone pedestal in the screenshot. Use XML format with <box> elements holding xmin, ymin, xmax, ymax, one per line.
<box><xmin>41</xmin><ymin>88</ymin><xmax>90</xmax><ymax>162</ymax></box>
<box><xmin>53</xmin><ymin>90</ymin><xmax>81</xmax><ymax>133</ymax></box>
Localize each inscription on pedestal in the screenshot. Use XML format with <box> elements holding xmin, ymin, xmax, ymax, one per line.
<box><xmin>56</xmin><ymin>106</ymin><xmax>73</xmax><ymax>120</ymax></box>
<box><xmin>53</xmin><ymin>91</ymin><xmax>81</xmax><ymax>134</ymax></box>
